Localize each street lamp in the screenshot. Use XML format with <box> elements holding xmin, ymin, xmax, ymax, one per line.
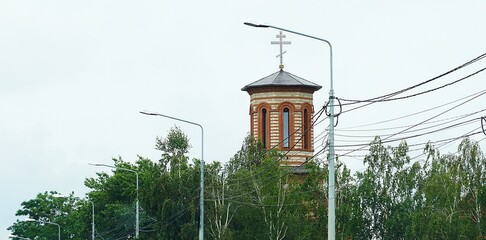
<box><xmin>89</xmin><ymin>163</ymin><xmax>139</xmax><ymax>238</ymax></box>
<box><xmin>139</xmin><ymin>111</ymin><xmax>205</xmax><ymax>240</ymax></box>
<box><xmin>244</xmin><ymin>21</ymin><xmax>336</xmax><ymax>240</ymax></box>
<box><xmin>8</xmin><ymin>235</ymin><xmax>31</xmax><ymax>240</ymax></box>
<box><xmin>25</xmin><ymin>218</ymin><xmax>60</xmax><ymax>240</ymax></box>
<box><xmin>52</xmin><ymin>194</ymin><xmax>95</xmax><ymax>240</ymax></box>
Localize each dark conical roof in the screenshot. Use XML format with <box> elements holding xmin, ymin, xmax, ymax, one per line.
<box><xmin>241</xmin><ymin>70</ymin><xmax>322</xmax><ymax>92</ymax></box>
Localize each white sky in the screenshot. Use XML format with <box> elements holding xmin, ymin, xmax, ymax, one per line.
<box><xmin>2</xmin><ymin>0</ymin><xmax>486</xmax><ymax>236</ymax></box>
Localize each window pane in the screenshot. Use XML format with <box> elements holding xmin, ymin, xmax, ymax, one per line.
<box><xmin>283</xmin><ymin>108</ymin><xmax>289</xmax><ymax>148</ymax></box>
<box><xmin>304</xmin><ymin>108</ymin><xmax>309</xmax><ymax>149</ymax></box>
<box><xmin>262</xmin><ymin>108</ymin><xmax>267</xmax><ymax>148</ymax></box>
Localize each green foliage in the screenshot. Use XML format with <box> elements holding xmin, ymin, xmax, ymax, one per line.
<box><xmin>9</xmin><ymin>127</ymin><xmax>486</xmax><ymax>240</ymax></box>
<box><xmin>85</xmin><ymin>127</ymin><xmax>200</xmax><ymax>239</ymax></box>
<box><xmin>223</xmin><ymin>135</ymin><xmax>324</xmax><ymax>240</ymax></box>
<box><xmin>156</xmin><ymin>125</ymin><xmax>191</xmax><ymax>176</ymax></box>
<box><xmin>8</xmin><ymin>191</ymin><xmax>89</xmax><ymax>239</ymax></box>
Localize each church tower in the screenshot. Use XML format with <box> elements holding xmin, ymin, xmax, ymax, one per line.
<box><xmin>242</xmin><ymin>32</ymin><xmax>322</xmax><ymax>168</ymax></box>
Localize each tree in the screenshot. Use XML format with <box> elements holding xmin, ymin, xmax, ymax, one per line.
<box><xmin>353</xmin><ymin>137</ymin><xmax>420</xmax><ymax>239</ymax></box>
<box><xmin>457</xmin><ymin>138</ymin><xmax>485</xmax><ymax>238</ymax></box>
<box><xmin>140</xmin><ymin>126</ymin><xmax>199</xmax><ymax>239</ymax></box>
<box><xmin>8</xmin><ymin>191</ymin><xmax>89</xmax><ymax>239</ymax></box>
<box><xmin>225</xmin><ymin>135</ymin><xmax>306</xmax><ymax>240</ymax></box>
<box><xmin>155</xmin><ymin>126</ymin><xmax>191</xmax><ymax>177</ymax></box>
<box><xmin>411</xmin><ymin>138</ymin><xmax>486</xmax><ymax>239</ymax></box>
<box><xmin>335</xmin><ymin>160</ymin><xmax>360</xmax><ymax>240</ymax></box>
<box><xmin>206</xmin><ymin>161</ymin><xmax>235</xmax><ymax>240</ymax></box>
<box><xmin>84</xmin><ymin>158</ymin><xmax>141</xmax><ymax>239</ymax></box>
<box><xmin>11</xmin><ymin>123</ymin><xmax>486</xmax><ymax>240</ymax></box>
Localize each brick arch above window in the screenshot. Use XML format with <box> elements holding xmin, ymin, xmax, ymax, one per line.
<box><xmin>301</xmin><ymin>104</ymin><xmax>313</xmax><ymax>151</ymax></box>
<box><xmin>300</xmin><ymin>102</ymin><xmax>314</xmax><ymax>114</ymax></box>
<box><xmin>278</xmin><ymin>101</ymin><xmax>296</xmax><ymax>112</ymax></box>
<box><xmin>256</xmin><ymin>103</ymin><xmax>271</xmax><ymax>149</ymax></box>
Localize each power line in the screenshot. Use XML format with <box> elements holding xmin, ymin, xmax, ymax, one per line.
<box><xmin>334</xmin><ymin>116</ymin><xmax>481</xmax><ymax>142</ymax></box>
<box><xmin>334</xmin><ymin>119</ymin><xmax>480</xmax><ymax>148</ymax></box>
<box><xmin>382</xmin><ymin>89</ymin><xmax>486</xmax><ymax>142</ymax></box>
<box><xmin>341</xmin><ymin>67</ymin><xmax>486</xmax><ymax>104</ymax></box>
<box><xmin>333</xmin><ymin>53</ymin><xmax>486</xmax><ymax>116</ymax></box>
<box><xmin>339</xmin><ymin>52</ymin><xmax>486</xmax><ymax>104</ymax></box>
<box><xmin>337</xmin><ymin>89</ymin><xmax>486</xmax><ymax>130</ymax></box>
<box><xmin>339</xmin><ymin>89</ymin><xmax>486</xmax><ymax>157</ymax></box>
<box><xmin>340</xmin><ymin>127</ymin><xmax>484</xmax><ymax>174</ymax></box>
<box><xmin>336</xmin><ymin>127</ymin><xmax>483</xmax><ymax>154</ymax></box>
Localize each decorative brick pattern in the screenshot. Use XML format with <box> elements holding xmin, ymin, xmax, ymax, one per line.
<box><xmin>242</xmin><ymin>71</ymin><xmax>321</xmax><ymax>168</ymax></box>
<box><xmin>246</xmin><ymin>88</ymin><xmax>318</xmax><ymax>166</ymax></box>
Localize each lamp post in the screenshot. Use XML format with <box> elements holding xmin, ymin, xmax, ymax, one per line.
<box><xmin>89</xmin><ymin>163</ymin><xmax>139</xmax><ymax>238</ymax></box>
<box><xmin>88</xmin><ymin>200</ymin><xmax>95</xmax><ymax>240</ymax></box>
<box><xmin>139</xmin><ymin>111</ymin><xmax>205</xmax><ymax>240</ymax></box>
<box><xmin>52</xmin><ymin>194</ymin><xmax>95</xmax><ymax>240</ymax></box>
<box><xmin>8</xmin><ymin>235</ymin><xmax>31</xmax><ymax>240</ymax></box>
<box><xmin>25</xmin><ymin>218</ymin><xmax>60</xmax><ymax>240</ymax></box>
<box><xmin>244</xmin><ymin>21</ymin><xmax>336</xmax><ymax>240</ymax></box>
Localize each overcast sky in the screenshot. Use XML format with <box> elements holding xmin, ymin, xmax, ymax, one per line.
<box><xmin>2</xmin><ymin>0</ymin><xmax>486</xmax><ymax>237</ymax></box>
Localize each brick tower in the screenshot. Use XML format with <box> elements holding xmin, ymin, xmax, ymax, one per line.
<box><xmin>242</xmin><ymin>69</ymin><xmax>321</xmax><ymax>168</ymax></box>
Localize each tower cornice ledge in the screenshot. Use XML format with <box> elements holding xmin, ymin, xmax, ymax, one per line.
<box><xmin>241</xmin><ymin>70</ymin><xmax>322</xmax><ymax>93</ymax></box>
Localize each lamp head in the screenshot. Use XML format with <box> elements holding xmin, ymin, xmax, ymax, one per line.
<box><xmin>139</xmin><ymin>111</ymin><xmax>157</xmax><ymax>116</ymax></box>
<box><xmin>25</xmin><ymin>218</ymin><xmax>36</xmax><ymax>222</ymax></box>
<box><xmin>9</xmin><ymin>235</ymin><xmax>30</xmax><ymax>240</ymax></box>
<box><xmin>88</xmin><ymin>162</ymin><xmax>103</xmax><ymax>166</ymax></box>
<box><xmin>244</xmin><ymin>21</ymin><xmax>270</xmax><ymax>28</ymax></box>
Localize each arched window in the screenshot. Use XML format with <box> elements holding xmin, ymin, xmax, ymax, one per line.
<box><xmin>279</xmin><ymin>103</ymin><xmax>294</xmax><ymax>149</ymax></box>
<box><xmin>303</xmin><ymin>108</ymin><xmax>310</xmax><ymax>150</ymax></box>
<box><xmin>283</xmin><ymin>108</ymin><xmax>290</xmax><ymax>148</ymax></box>
<box><xmin>261</xmin><ymin>108</ymin><xmax>268</xmax><ymax>149</ymax></box>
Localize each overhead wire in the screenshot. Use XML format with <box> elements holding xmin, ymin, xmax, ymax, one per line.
<box><xmin>339</xmin><ymin>88</ymin><xmax>486</xmax><ymax>157</ymax></box>
<box><xmin>339</xmin><ymin>52</ymin><xmax>486</xmax><ymax>104</ymax></box>
<box><xmin>341</xmin><ymin>126</ymin><xmax>483</xmax><ymax>175</ymax></box>
<box><xmin>333</xmin><ymin>116</ymin><xmax>480</xmax><ymax>144</ymax></box>
<box><xmin>335</xmin><ymin>108</ymin><xmax>486</xmax><ymax>133</ymax></box>
<box><xmin>338</xmin><ymin>127</ymin><xmax>484</xmax><ymax>156</ymax></box>
<box><xmin>405</xmin><ymin>126</ymin><xmax>484</xmax><ymax>166</ymax></box>
<box><xmin>337</xmin><ymin>89</ymin><xmax>486</xmax><ymax>130</ymax></box>
<box><xmin>334</xmin><ymin>53</ymin><xmax>486</xmax><ymax>116</ymax></box>
<box><xmin>341</xmin><ymin>67</ymin><xmax>486</xmax><ymax>104</ymax></box>
<box><xmin>381</xmin><ymin>88</ymin><xmax>486</xmax><ymax>142</ymax></box>
<box><xmin>297</xmin><ymin>54</ymin><xmax>486</xmax><ymax>178</ymax></box>
<box><xmin>482</xmin><ymin>116</ymin><xmax>486</xmax><ymax>135</ymax></box>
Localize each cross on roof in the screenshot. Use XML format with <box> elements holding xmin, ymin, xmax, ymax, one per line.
<box><xmin>271</xmin><ymin>31</ymin><xmax>291</xmax><ymax>69</ymax></box>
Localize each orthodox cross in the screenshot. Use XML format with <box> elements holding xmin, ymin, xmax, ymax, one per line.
<box><xmin>271</xmin><ymin>31</ymin><xmax>291</xmax><ymax>69</ymax></box>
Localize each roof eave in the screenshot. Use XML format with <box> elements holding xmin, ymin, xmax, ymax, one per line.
<box><xmin>242</xmin><ymin>85</ymin><xmax>322</xmax><ymax>94</ymax></box>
